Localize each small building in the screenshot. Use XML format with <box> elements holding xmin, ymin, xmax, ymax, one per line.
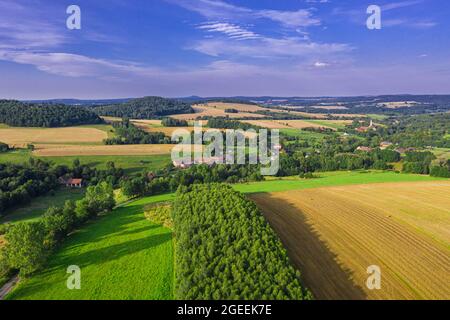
<box><xmin>59</xmin><ymin>178</ymin><xmax>83</xmax><ymax>188</ymax></box>
<box><xmin>173</xmin><ymin>160</ymin><xmax>192</xmax><ymax>169</ymax></box>
<box><xmin>356</xmin><ymin>146</ymin><xmax>373</xmax><ymax>152</ymax></box>
<box><xmin>380</xmin><ymin>141</ymin><xmax>393</xmax><ymax>150</ymax></box>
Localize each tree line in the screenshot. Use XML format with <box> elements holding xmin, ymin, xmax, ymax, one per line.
<box><xmin>0</xmin><ymin>100</ymin><xmax>102</xmax><ymax>127</ymax></box>
<box><xmin>172</xmin><ymin>184</ymin><xmax>312</xmax><ymax>300</ymax></box>
<box><xmin>0</xmin><ymin>182</ymin><xmax>115</xmax><ymax>276</ymax></box>
<box><xmin>90</xmin><ymin>96</ymin><xmax>193</xmax><ymax>119</ymax></box>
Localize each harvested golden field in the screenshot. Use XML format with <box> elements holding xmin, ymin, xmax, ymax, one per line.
<box><xmin>203</xmin><ymin>102</ymin><xmax>270</xmax><ymax>113</ymax></box>
<box><xmin>131</xmin><ymin>119</ymin><xmax>163</xmax><ymax>126</ymax></box>
<box><xmin>0</xmin><ymin>127</ymin><xmax>107</xmax><ymax>147</ymax></box>
<box><xmin>33</xmin><ymin>144</ymin><xmax>175</xmax><ymax>157</ymax></box>
<box><xmin>171</xmin><ymin>104</ymin><xmax>266</xmax><ymax>120</ymax></box>
<box><xmin>311</xmin><ymin>105</ymin><xmax>349</xmax><ymax>110</ymax></box>
<box><xmin>241</xmin><ymin>119</ymin><xmax>350</xmax><ymax>130</ymax></box>
<box><xmin>250</xmin><ymin>181</ymin><xmax>450</xmax><ymax>300</ymax></box>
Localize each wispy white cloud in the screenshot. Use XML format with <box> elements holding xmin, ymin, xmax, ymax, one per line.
<box><xmin>314</xmin><ymin>61</ymin><xmax>330</xmax><ymax>68</ymax></box>
<box><xmin>382</xmin><ymin>0</ymin><xmax>423</xmax><ymax>11</ymax></box>
<box><xmin>189</xmin><ymin>35</ymin><xmax>352</xmax><ymax>60</ymax></box>
<box><xmin>197</xmin><ymin>22</ymin><xmax>260</xmax><ymax>40</ymax></box>
<box><xmin>168</xmin><ymin>0</ymin><xmax>321</xmax><ymax>28</ymax></box>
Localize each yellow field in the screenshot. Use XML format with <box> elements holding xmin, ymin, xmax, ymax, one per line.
<box><xmin>241</xmin><ymin>119</ymin><xmax>351</xmax><ymax>130</ymax></box>
<box><xmin>171</xmin><ymin>103</ymin><xmax>266</xmax><ymax>120</ymax></box>
<box><xmin>311</xmin><ymin>105</ymin><xmax>349</xmax><ymax>110</ymax></box>
<box><xmin>0</xmin><ymin>127</ymin><xmax>107</xmax><ymax>147</ymax></box>
<box><xmin>33</xmin><ymin>144</ymin><xmax>175</xmax><ymax>157</ymax></box>
<box><xmin>250</xmin><ymin>181</ymin><xmax>450</xmax><ymax>300</ymax></box>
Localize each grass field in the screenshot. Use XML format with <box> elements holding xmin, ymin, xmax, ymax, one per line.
<box><xmin>6</xmin><ymin>194</ymin><xmax>174</xmax><ymax>300</ymax></box>
<box><xmin>250</xmin><ymin>181</ymin><xmax>450</xmax><ymax>300</ymax></box>
<box><xmin>0</xmin><ymin>149</ymin><xmax>171</xmax><ymax>174</ymax></box>
<box><xmin>234</xmin><ymin>170</ymin><xmax>445</xmax><ymax>194</ymax></box>
<box><xmin>0</xmin><ymin>188</ymin><xmax>85</xmax><ymax>225</ymax></box>
<box><xmin>303</xmin><ymin>120</ymin><xmax>352</xmax><ymax>130</ymax></box>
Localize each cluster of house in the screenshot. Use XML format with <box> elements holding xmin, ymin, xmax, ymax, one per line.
<box><xmin>356</xmin><ymin>120</ymin><xmax>376</xmax><ymax>133</ymax></box>
<box><xmin>173</xmin><ymin>144</ymin><xmax>283</xmax><ymax>169</ymax></box>
<box><xmin>173</xmin><ymin>157</ymin><xmax>223</xmax><ymax>169</ymax></box>
<box><xmin>355</xmin><ymin>141</ymin><xmax>418</xmax><ymax>154</ymax></box>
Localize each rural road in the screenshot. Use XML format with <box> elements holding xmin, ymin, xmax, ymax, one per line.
<box><xmin>0</xmin><ymin>275</ymin><xmax>18</xmax><ymax>300</ymax></box>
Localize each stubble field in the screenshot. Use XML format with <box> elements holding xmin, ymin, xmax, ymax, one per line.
<box><xmin>250</xmin><ymin>181</ymin><xmax>450</xmax><ymax>300</ymax></box>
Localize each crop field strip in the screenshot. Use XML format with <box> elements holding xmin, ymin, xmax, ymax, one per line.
<box><xmin>32</xmin><ymin>144</ymin><xmax>176</xmax><ymax>157</ymax></box>
<box><xmin>0</xmin><ymin>127</ymin><xmax>108</xmax><ymax>146</ymax></box>
<box><xmin>250</xmin><ymin>181</ymin><xmax>450</xmax><ymax>300</ymax></box>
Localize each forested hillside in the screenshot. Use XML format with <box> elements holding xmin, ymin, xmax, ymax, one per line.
<box><xmin>172</xmin><ymin>184</ymin><xmax>311</xmax><ymax>300</ymax></box>
<box><xmin>91</xmin><ymin>96</ymin><xmax>194</xmax><ymax>119</ymax></box>
<box><xmin>0</xmin><ymin>100</ymin><xmax>102</xmax><ymax>127</ymax></box>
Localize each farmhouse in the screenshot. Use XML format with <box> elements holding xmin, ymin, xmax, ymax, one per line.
<box><xmin>59</xmin><ymin>177</ymin><xmax>83</xmax><ymax>188</ymax></box>
<box><xmin>356</xmin><ymin>146</ymin><xmax>373</xmax><ymax>152</ymax></box>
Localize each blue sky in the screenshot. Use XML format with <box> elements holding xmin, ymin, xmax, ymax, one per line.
<box><xmin>0</xmin><ymin>0</ymin><xmax>449</xmax><ymax>99</ymax></box>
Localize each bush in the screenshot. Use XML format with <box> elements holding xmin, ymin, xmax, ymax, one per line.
<box><xmin>430</xmin><ymin>166</ymin><xmax>450</xmax><ymax>178</ymax></box>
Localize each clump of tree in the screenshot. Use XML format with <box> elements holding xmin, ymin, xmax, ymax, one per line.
<box><xmin>120</xmin><ymin>164</ymin><xmax>264</xmax><ymax>199</ymax></box>
<box><xmin>430</xmin><ymin>161</ymin><xmax>450</xmax><ymax>178</ymax></box>
<box><xmin>0</xmin><ymin>158</ymin><xmax>124</xmax><ymax>217</ymax></box>
<box><xmin>0</xmin><ymin>182</ymin><xmax>115</xmax><ymax>276</ymax></box>
<box><xmin>0</xmin><ymin>142</ymin><xmax>9</xmax><ymax>153</ymax></box>
<box><xmin>161</xmin><ymin>118</ymin><xmax>188</xmax><ymax>127</ymax></box>
<box><xmin>225</xmin><ymin>108</ymin><xmax>239</xmax><ymax>114</ymax></box>
<box><xmin>0</xmin><ymin>100</ymin><xmax>103</xmax><ymax>127</ymax></box>
<box><xmin>402</xmin><ymin>151</ymin><xmax>436</xmax><ymax>174</ymax></box>
<box><xmin>91</xmin><ymin>96</ymin><xmax>193</xmax><ymax>119</ymax></box>
<box><xmin>207</xmin><ymin>118</ymin><xmax>260</xmax><ymax>130</ymax></box>
<box><xmin>104</xmin><ymin>119</ymin><xmax>170</xmax><ymax>145</ymax></box>
<box><xmin>172</xmin><ymin>184</ymin><xmax>312</xmax><ymax>300</ymax></box>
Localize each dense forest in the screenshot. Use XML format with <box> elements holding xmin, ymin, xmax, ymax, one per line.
<box><xmin>172</xmin><ymin>184</ymin><xmax>311</xmax><ymax>300</ymax></box>
<box><xmin>90</xmin><ymin>96</ymin><xmax>193</xmax><ymax>119</ymax></box>
<box><xmin>104</xmin><ymin>119</ymin><xmax>170</xmax><ymax>145</ymax></box>
<box><xmin>0</xmin><ymin>100</ymin><xmax>102</xmax><ymax>127</ymax></box>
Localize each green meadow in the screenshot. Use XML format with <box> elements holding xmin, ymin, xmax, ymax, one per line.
<box><xmin>6</xmin><ymin>194</ymin><xmax>174</xmax><ymax>300</ymax></box>
<box><xmin>0</xmin><ymin>188</ymin><xmax>85</xmax><ymax>225</ymax></box>
<box><xmin>0</xmin><ymin>149</ymin><xmax>172</xmax><ymax>174</ymax></box>
<box><xmin>233</xmin><ymin>170</ymin><xmax>446</xmax><ymax>194</ymax></box>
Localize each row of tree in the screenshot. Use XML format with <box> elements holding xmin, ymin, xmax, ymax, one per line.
<box><xmin>120</xmin><ymin>164</ymin><xmax>264</xmax><ymax>199</ymax></box>
<box><xmin>172</xmin><ymin>184</ymin><xmax>312</xmax><ymax>300</ymax></box>
<box><xmin>0</xmin><ymin>182</ymin><xmax>115</xmax><ymax>276</ymax></box>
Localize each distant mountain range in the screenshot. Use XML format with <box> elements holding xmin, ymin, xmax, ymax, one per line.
<box><xmin>25</xmin><ymin>95</ymin><xmax>450</xmax><ymax>106</ymax></box>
